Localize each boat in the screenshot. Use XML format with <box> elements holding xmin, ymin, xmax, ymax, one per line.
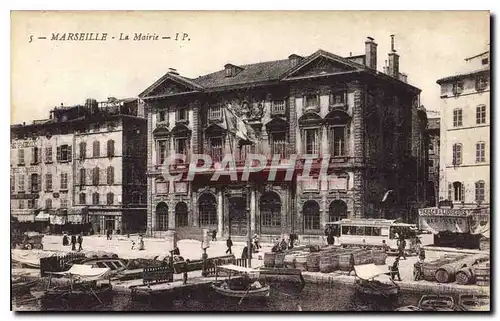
<box><xmin>211</xmin><ymin>264</ymin><xmax>271</xmax><ymax>301</ymax></box>
<box><xmin>353</xmin><ymin>264</ymin><xmax>400</xmax><ymax>298</ymax></box>
<box><xmin>457</xmin><ymin>294</ymin><xmax>490</xmax><ymax>311</ymax></box>
<box><xmin>40</xmin><ymin>264</ymin><xmax>113</xmax><ymax>304</ymax></box>
<box><xmin>394</xmin><ymin>305</ymin><xmax>422</xmax><ymax>311</ymax></box>
<box><xmin>418</xmin><ymin>295</ymin><xmax>455</xmax><ymax>311</ymax></box>
<box><xmin>12</xmin><ymin>277</ymin><xmax>38</xmax><ymax>296</ymax></box>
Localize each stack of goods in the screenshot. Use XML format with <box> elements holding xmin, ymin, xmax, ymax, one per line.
<box><xmin>474</xmin><ymin>261</ymin><xmax>490</xmax><ymax>286</ymax></box>
<box><xmin>307</xmin><ymin>253</ymin><xmax>321</xmax><ymax>272</ymax></box>
<box><xmin>421</xmin><ymin>254</ymin><xmax>468</xmax><ymax>282</ymax></box>
<box><xmin>372</xmin><ymin>249</ymin><xmax>388</xmax><ymax>265</ymax></box>
<box><xmin>263</xmin><ymin>252</ymin><xmax>276</xmax><ymax>268</ymax></box>
<box><xmin>295</xmin><ymin>255</ymin><xmax>308</xmax><ymax>271</ymax></box>
<box><xmin>435</xmin><ymin>254</ymin><xmax>489</xmax><ymax>284</ymax></box>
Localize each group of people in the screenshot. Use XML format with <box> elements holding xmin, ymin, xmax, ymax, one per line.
<box><xmin>62</xmin><ymin>233</ymin><xmax>84</xmax><ymax>251</ymax></box>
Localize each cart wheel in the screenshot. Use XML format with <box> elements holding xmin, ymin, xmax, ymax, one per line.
<box><xmin>25</xmin><ymin>243</ymin><xmax>33</xmax><ymax>250</ymax></box>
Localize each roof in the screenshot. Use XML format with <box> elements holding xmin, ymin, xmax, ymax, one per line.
<box><xmin>140</xmin><ymin>48</ymin><xmax>421</xmax><ymax>98</ymax></box>
<box><xmin>436</xmin><ymin>66</ymin><xmax>490</xmax><ymax>84</ymax></box>
<box><xmin>217</xmin><ymin>264</ymin><xmax>260</xmax><ymax>274</ymax></box>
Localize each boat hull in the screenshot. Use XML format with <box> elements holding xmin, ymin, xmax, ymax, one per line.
<box><xmin>43</xmin><ymin>284</ymin><xmax>112</xmax><ymax>302</ymax></box>
<box><xmin>211</xmin><ymin>283</ymin><xmax>271</xmax><ymax>299</ymax></box>
<box><xmin>354</xmin><ymin>280</ymin><xmax>399</xmax><ymax>297</ymax></box>
<box><xmin>12</xmin><ymin>280</ymin><xmax>38</xmax><ymax>296</ymax></box>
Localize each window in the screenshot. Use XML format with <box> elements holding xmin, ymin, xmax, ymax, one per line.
<box><xmin>481</xmin><ymin>58</ymin><xmax>489</xmax><ymax>65</ymax></box>
<box><xmin>45</xmin><ymin>147</ymin><xmax>53</xmax><ymax>163</ymax></box>
<box><xmin>208</xmin><ymin>106</ymin><xmax>222</xmax><ymax>121</ymax></box>
<box><xmin>476</xmin><ymin>76</ymin><xmax>488</xmax><ymax>91</ymax></box>
<box><xmin>175</xmin><ymin>138</ymin><xmax>188</xmax><ymax>155</ymax></box>
<box><xmin>476</xmin><ymin>105</ymin><xmax>486</xmax><ymax>124</ymax></box>
<box><xmin>92</xmin><ymin>167</ymin><xmax>100</xmax><ymax>185</ymax></box>
<box><xmin>79</xmin><ymin>142</ymin><xmax>86</xmax><ymax>159</ymax></box>
<box><xmin>18</xmin><ymin>174</ymin><xmax>24</xmax><ymax>192</ymax></box>
<box><xmin>45</xmin><ymin>173</ymin><xmax>53</xmax><ymax>192</ymax></box>
<box><xmin>304</xmin><ymin>128</ymin><xmax>319</xmax><ymax>155</ymax></box>
<box><xmin>158</xmin><ymin>111</ymin><xmax>166</xmax><ymax>122</ymax></box>
<box><xmin>209</xmin><ymin>137</ymin><xmax>223</xmax><ymax>162</ymax></box>
<box><xmin>107</xmin><ymin>166</ymin><xmax>114</xmax><ymax>185</ymax></box>
<box><xmin>92</xmin><ymin>192</ymin><xmax>100</xmax><ymax>205</ymax></box>
<box><xmin>176</xmin><ymin>108</ymin><xmax>187</xmax><ymax>121</ymax></box>
<box><xmin>31</xmin><ymin>147</ymin><xmax>40</xmax><ymax>164</ymax></box>
<box><xmin>303</xmin><ymin>201</ymin><xmax>320</xmax><ymax>230</ymax></box>
<box><xmin>475</xmin><ymin>181</ymin><xmax>485</xmax><ymax>202</ymax></box>
<box><xmin>155</xmin><ymin>178</ymin><xmax>169</xmax><ymax>195</ymax></box>
<box><xmin>330</xmin><ymin>91</ymin><xmax>346</xmax><ymax>107</ymax></box>
<box><xmin>453</xmin><ymin>181</ymin><xmax>464</xmax><ymax>202</ymax></box>
<box><xmin>107</xmin><ymin>192</ymin><xmax>114</xmax><ymax>205</ymax></box>
<box><xmin>10</xmin><ymin>175</ymin><xmax>15</xmax><ymax>193</ymax></box>
<box><xmin>79</xmin><ymin>193</ymin><xmax>86</xmax><ymax>205</ymax></box>
<box><xmin>452</xmin><ymin>143</ymin><xmax>462</xmax><ymax>166</ymax></box>
<box><xmin>342</xmin><ymin>226</ymin><xmax>354</xmax><ymax>235</ymax></box>
<box><xmin>80</xmin><ymin>168</ymin><xmax>86</xmax><ymax>186</ymax></box>
<box><xmin>18</xmin><ymin>149</ymin><xmax>25</xmax><ymax>165</ymax></box>
<box><xmin>157</xmin><ymin>140</ymin><xmax>168</xmax><ymax>165</ymax></box>
<box><xmin>93</xmin><ymin>141</ymin><xmax>100</xmax><ymax>157</ymax></box>
<box><xmin>452</xmin><ymin>81</ymin><xmax>464</xmax><ymax>95</ymax></box>
<box><xmin>271</xmin><ymin>132</ymin><xmax>287</xmax><ymax>158</ymax></box>
<box><xmin>60</xmin><ymin>173</ymin><xmax>68</xmax><ymax>190</ymax></box>
<box><xmin>428</xmin><ymin>159</ymin><xmax>434</xmax><ymax>168</ymax></box>
<box><xmin>19</xmin><ymin>200</ymin><xmax>25</xmax><ymax>209</ymax></box>
<box><xmin>330</xmin><ymin>126</ymin><xmax>346</xmax><ymax>157</ymax></box>
<box><xmin>429</xmin><ymin>142</ymin><xmax>434</xmax><ymax>152</ymax></box>
<box><xmin>60</xmin><ymin>198</ymin><xmax>68</xmax><ymax>209</ymax></box>
<box><xmin>107</xmin><ymin>140</ymin><xmax>115</xmax><ymax>157</ymax></box>
<box><xmin>271</xmin><ymin>100</ymin><xmax>286</xmax><ymax>116</ymax></box>
<box><xmin>476</xmin><ymin>142</ymin><xmax>486</xmax><ymax>163</ymax></box>
<box><xmin>57</xmin><ymin>144</ymin><xmax>72</xmax><ymax>162</ymax></box>
<box><xmin>45</xmin><ymin>199</ymin><xmax>52</xmax><ymax>209</ymax></box>
<box><xmin>28</xmin><ymin>199</ymin><xmax>37</xmax><ymax>209</ymax></box>
<box><xmin>453</xmin><ymin>109</ymin><xmax>463</xmax><ymax>127</ymax></box>
<box><xmin>30</xmin><ymin>173</ymin><xmax>40</xmax><ymax>192</ymax></box>
<box><xmin>304</xmin><ymin>94</ymin><xmax>319</xmax><ymax>108</ymax></box>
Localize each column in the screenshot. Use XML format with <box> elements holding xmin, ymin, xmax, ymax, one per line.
<box><xmin>223</xmin><ymin>192</ymin><xmax>230</xmax><ymax>236</ymax></box>
<box><xmin>321</xmin><ymin>126</ymin><xmax>328</xmax><ymax>156</ymax></box>
<box><xmin>168</xmin><ymin>203</ymin><xmax>175</xmax><ymax>230</ymax></box>
<box><xmin>146</xmin><ymin>102</ymin><xmax>154</xmax><ymax>236</ymax></box>
<box><xmin>192</xmin><ymin>190</ymin><xmax>199</xmax><ymax>227</ymax></box>
<box><xmin>250</xmin><ymin>188</ymin><xmax>256</xmax><ymax>234</ymax></box>
<box><xmin>217</xmin><ymin>189</ymin><xmax>223</xmax><ymax>237</ymax></box>
<box><xmin>320</xmin><ymin>194</ymin><xmax>327</xmax><ymax>229</ymax></box>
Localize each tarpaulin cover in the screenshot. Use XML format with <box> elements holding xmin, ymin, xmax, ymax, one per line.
<box><xmin>52</xmin><ymin>264</ymin><xmax>111</xmax><ymax>281</ymax></box>
<box><xmin>354</xmin><ymin>264</ymin><xmax>388</xmax><ymax>280</ymax></box>
<box><xmin>35</xmin><ymin>212</ymin><xmax>50</xmax><ymax>221</ymax></box>
<box><xmin>11</xmin><ymin>249</ymin><xmax>60</xmax><ymax>268</ymax></box>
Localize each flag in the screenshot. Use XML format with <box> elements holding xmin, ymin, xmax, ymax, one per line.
<box><xmin>223</xmin><ymin>106</ymin><xmax>257</xmax><ymax>144</ymax></box>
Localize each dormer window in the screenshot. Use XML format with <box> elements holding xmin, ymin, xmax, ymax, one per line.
<box><xmin>271</xmin><ymin>100</ymin><xmax>286</xmax><ymax>116</ymax></box>
<box><xmin>224</xmin><ymin>64</ymin><xmax>243</xmax><ymax>78</ymax></box>
<box><xmin>225</xmin><ymin>67</ymin><xmax>232</xmax><ymax>77</ymax></box>
<box><xmin>208</xmin><ymin>106</ymin><xmax>222</xmax><ymax>121</ymax></box>
<box><xmin>482</xmin><ymin>58</ymin><xmax>489</xmax><ymax>66</ymax></box>
<box><xmin>452</xmin><ymin>80</ymin><xmax>464</xmax><ymax>96</ymax></box>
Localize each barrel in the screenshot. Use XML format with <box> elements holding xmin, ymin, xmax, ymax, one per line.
<box><xmin>435</xmin><ymin>254</ymin><xmax>489</xmax><ymax>284</ymax></box>
<box><xmin>263</xmin><ymin>252</ymin><xmax>276</xmax><ymax>268</ymax></box>
<box><xmin>357</xmin><ymin>250</ymin><xmax>373</xmax><ymax>265</ymax></box>
<box><xmin>309</xmin><ymin>245</ymin><xmax>321</xmax><ymax>253</ymax></box>
<box><xmin>338</xmin><ymin>252</ymin><xmax>354</xmax><ymax>271</ymax></box>
<box><xmin>455</xmin><ymin>267</ymin><xmax>476</xmax><ymax>285</ymax></box>
<box><xmin>422</xmin><ymin>255</ymin><xmax>469</xmax><ymax>282</ymax></box>
<box><xmin>372</xmin><ymin>250</ymin><xmax>387</xmax><ymax>265</ymax></box>
<box><xmin>274</xmin><ymin>253</ymin><xmax>285</xmax><ymax>268</ymax></box>
<box><xmin>284</xmin><ymin>254</ymin><xmax>296</xmax><ymax>268</ymax></box>
<box><xmin>165</xmin><ymin>230</ymin><xmax>178</xmax><ymax>251</ymax></box>
<box><xmin>319</xmin><ymin>253</ymin><xmax>339</xmax><ymax>273</ymax></box>
<box><xmin>435</xmin><ymin>265</ymin><xmax>456</xmax><ymax>283</ymax></box>
<box><xmin>307</xmin><ymin>253</ymin><xmax>321</xmax><ymax>272</ymax></box>
<box><xmin>295</xmin><ymin>255</ymin><xmax>308</xmax><ymax>271</ymax></box>
<box><xmin>474</xmin><ymin>263</ymin><xmax>490</xmax><ymax>286</ymax></box>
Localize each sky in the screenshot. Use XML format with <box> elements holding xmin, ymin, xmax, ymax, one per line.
<box><xmin>11</xmin><ymin>11</ymin><xmax>490</xmax><ymax>124</ymax></box>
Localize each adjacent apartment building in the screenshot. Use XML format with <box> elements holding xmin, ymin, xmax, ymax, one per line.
<box><xmin>10</xmin><ymin>98</ymin><xmax>147</xmax><ymax>234</ymax></box>
<box><xmin>436</xmin><ymin>48</ymin><xmax>490</xmax><ymax>210</ymax></box>
<box><xmin>426</xmin><ymin>117</ymin><xmax>440</xmax><ymax>207</ymax></box>
<box><xmin>140</xmin><ymin>36</ymin><xmax>428</xmax><ymax>240</ymax></box>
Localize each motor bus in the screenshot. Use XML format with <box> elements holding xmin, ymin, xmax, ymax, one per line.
<box><xmin>325</xmin><ymin>219</ymin><xmax>430</xmax><ymax>255</ymax></box>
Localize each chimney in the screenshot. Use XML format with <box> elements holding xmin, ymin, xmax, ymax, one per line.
<box><xmin>168</xmin><ymin>68</ymin><xmax>179</xmax><ymax>75</ymax></box>
<box><xmin>365</xmin><ymin>37</ymin><xmax>378</xmax><ymax>70</ymax></box>
<box><xmin>383</xmin><ymin>60</ymin><xmax>388</xmax><ymax>74</ymax></box>
<box><xmin>387</xmin><ymin>34</ymin><xmax>400</xmax><ymax>78</ymax></box>
<box><xmin>288</xmin><ymin>54</ymin><xmax>303</xmax><ymax>67</ymax></box>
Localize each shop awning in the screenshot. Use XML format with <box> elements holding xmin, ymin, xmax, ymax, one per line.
<box><xmin>35</xmin><ymin>212</ymin><xmax>50</xmax><ymax>221</ymax></box>
<box><xmin>50</xmin><ymin>214</ymin><xmax>67</xmax><ymax>225</ymax></box>
<box><xmin>12</xmin><ymin>210</ymin><xmax>35</xmax><ymax>222</ymax></box>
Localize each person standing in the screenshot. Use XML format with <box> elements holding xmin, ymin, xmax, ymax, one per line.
<box><xmin>62</xmin><ymin>233</ymin><xmax>69</xmax><ymax>246</ymax></box>
<box><xmin>390</xmin><ymin>257</ymin><xmax>402</xmax><ymax>281</ymax></box>
<box><xmin>226</xmin><ymin>236</ymin><xmax>233</xmax><ymax>254</ymax></box>
<box><xmin>77</xmin><ymin>233</ymin><xmax>83</xmax><ymax>252</ymax></box>
<box><xmin>212</xmin><ymin>230</ymin><xmax>217</xmax><ymax>242</ymax></box>
<box><xmin>138</xmin><ymin>235</ymin><xmax>145</xmax><ymax>251</ymax></box>
<box><xmin>382</xmin><ymin>240</ymin><xmax>390</xmax><ymax>253</ymax></box>
<box><xmin>70</xmin><ymin>234</ymin><xmax>77</xmax><ymax>251</ymax></box>
<box><xmin>397</xmin><ymin>235</ymin><xmax>407</xmax><ymax>260</ymax></box>
<box><xmin>347</xmin><ymin>254</ymin><xmax>356</xmax><ymax>276</ymax></box>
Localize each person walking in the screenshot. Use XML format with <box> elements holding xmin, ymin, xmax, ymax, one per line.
<box><xmin>70</xmin><ymin>234</ymin><xmax>77</xmax><ymax>251</ymax></box>
<box><xmin>397</xmin><ymin>235</ymin><xmax>407</xmax><ymax>260</ymax></box>
<box><xmin>138</xmin><ymin>235</ymin><xmax>145</xmax><ymax>251</ymax></box>
<box><xmin>390</xmin><ymin>257</ymin><xmax>402</xmax><ymax>281</ymax></box>
<box><xmin>77</xmin><ymin>233</ymin><xmax>83</xmax><ymax>252</ymax></box>
<box><xmin>226</xmin><ymin>237</ymin><xmax>233</xmax><ymax>254</ymax></box>
<box><xmin>212</xmin><ymin>230</ymin><xmax>217</xmax><ymax>242</ymax></box>
<box><xmin>347</xmin><ymin>254</ymin><xmax>356</xmax><ymax>276</ymax></box>
<box><xmin>253</xmin><ymin>234</ymin><xmax>260</xmax><ymax>251</ymax></box>
<box><xmin>241</xmin><ymin>246</ymin><xmax>249</xmax><ymax>260</ymax></box>
<box><xmin>382</xmin><ymin>240</ymin><xmax>390</xmax><ymax>253</ymax></box>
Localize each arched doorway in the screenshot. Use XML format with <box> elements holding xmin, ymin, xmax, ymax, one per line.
<box><xmin>303</xmin><ymin>200</ymin><xmax>320</xmax><ymax>233</ymax></box>
<box><xmin>199</xmin><ymin>193</ymin><xmax>217</xmax><ymax>227</ymax></box>
<box><xmin>156</xmin><ymin>202</ymin><xmax>168</xmax><ymax>231</ymax></box>
<box><xmin>328</xmin><ymin>200</ymin><xmax>348</xmax><ymax>222</ymax></box>
<box><xmin>260</xmin><ymin>192</ymin><xmax>282</xmax><ymax>234</ymax></box>
<box><xmin>229</xmin><ymin>196</ymin><xmax>247</xmax><ymax>236</ymax></box>
<box><xmin>175</xmin><ymin>202</ymin><xmax>188</xmax><ymax>227</ymax></box>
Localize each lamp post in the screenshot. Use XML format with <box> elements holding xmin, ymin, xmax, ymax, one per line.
<box><xmin>246</xmin><ymin>183</ymin><xmax>252</xmax><ymax>268</ymax></box>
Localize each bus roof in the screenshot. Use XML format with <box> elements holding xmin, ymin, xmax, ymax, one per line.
<box><xmin>325</xmin><ymin>219</ymin><xmax>416</xmax><ymax>226</ymax></box>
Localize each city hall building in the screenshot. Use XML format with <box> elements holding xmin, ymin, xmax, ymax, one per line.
<box><xmin>141</xmin><ymin>36</ymin><xmax>428</xmax><ymax>241</ymax></box>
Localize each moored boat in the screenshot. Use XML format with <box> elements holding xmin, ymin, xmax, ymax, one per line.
<box><xmin>418</xmin><ymin>295</ymin><xmax>455</xmax><ymax>311</ymax></box>
<box><xmin>353</xmin><ymin>264</ymin><xmax>399</xmax><ymax>298</ymax></box>
<box><xmin>394</xmin><ymin>305</ymin><xmax>422</xmax><ymax>311</ymax></box>
<box><xmin>457</xmin><ymin>294</ymin><xmax>490</xmax><ymax>311</ymax></box>
<box><xmin>212</xmin><ymin>264</ymin><xmax>270</xmax><ymax>301</ymax></box>
<box><xmin>12</xmin><ymin>278</ymin><xmax>38</xmax><ymax>296</ymax></box>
